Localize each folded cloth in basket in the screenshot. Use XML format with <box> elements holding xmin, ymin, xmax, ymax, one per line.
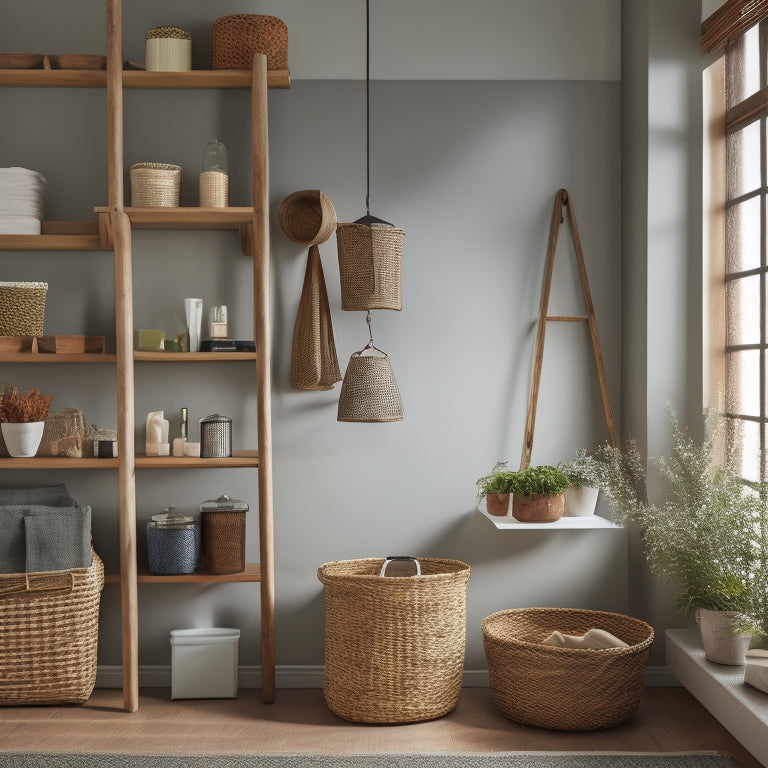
<box><xmin>542</xmin><ymin>628</ymin><xmax>629</xmax><ymax>649</ymax></box>
<box><xmin>0</xmin><ymin>483</ymin><xmax>75</xmax><ymax>507</ymax></box>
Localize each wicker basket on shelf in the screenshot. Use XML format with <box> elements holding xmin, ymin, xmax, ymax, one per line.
<box><xmin>212</xmin><ymin>14</ymin><xmax>288</xmax><ymax>71</ymax></box>
<box><xmin>317</xmin><ymin>557</ymin><xmax>470</xmax><ymax>723</ymax></box>
<box><xmin>482</xmin><ymin>607</ymin><xmax>654</xmax><ymax>731</ymax></box>
<box><xmin>0</xmin><ymin>549</ymin><xmax>104</xmax><ymax>706</ymax></box>
<box><xmin>130</xmin><ymin>162</ymin><xmax>182</xmax><ymax>207</ymax></box>
<box><xmin>0</xmin><ymin>281</ymin><xmax>47</xmax><ymax>336</ymax></box>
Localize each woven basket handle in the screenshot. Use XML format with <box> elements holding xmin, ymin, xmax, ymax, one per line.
<box><xmin>0</xmin><ymin>571</ymin><xmax>75</xmax><ymax>598</ymax></box>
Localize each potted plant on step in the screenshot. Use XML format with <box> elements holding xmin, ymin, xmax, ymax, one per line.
<box><xmin>476</xmin><ymin>462</ymin><xmax>516</xmax><ymax>516</ymax></box>
<box><xmin>558</xmin><ymin>449</ymin><xmax>607</xmax><ymax>517</ymax></box>
<box><xmin>508</xmin><ymin>465</ymin><xmax>570</xmax><ymax>523</ymax></box>
<box><xmin>0</xmin><ymin>384</ymin><xmax>54</xmax><ymax>458</ymax></box>
<box><xmin>599</xmin><ymin>409</ymin><xmax>762</xmax><ymax>665</ymax></box>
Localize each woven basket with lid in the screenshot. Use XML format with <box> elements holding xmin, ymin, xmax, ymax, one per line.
<box><xmin>130</xmin><ymin>162</ymin><xmax>182</xmax><ymax>207</ymax></box>
<box><xmin>0</xmin><ymin>281</ymin><xmax>47</xmax><ymax>336</ymax></box>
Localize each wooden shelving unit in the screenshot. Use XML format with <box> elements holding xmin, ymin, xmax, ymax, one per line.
<box><xmin>0</xmin><ymin>0</ymin><xmax>282</xmax><ymax>713</ymax></box>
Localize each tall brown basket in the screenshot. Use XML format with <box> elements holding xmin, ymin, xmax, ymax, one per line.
<box><xmin>317</xmin><ymin>557</ymin><xmax>470</xmax><ymax>724</ymax></box>
<box><xmin>0</xmin><ymin>549</ymin><xmax>104</xmax><ymax>706</ymax></box>
<box><xmin>482</xmin><ymin>607</ymin><xmax>654</xmax><ymax>731</ymax></box>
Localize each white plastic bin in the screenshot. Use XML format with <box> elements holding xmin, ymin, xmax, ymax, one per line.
<box><xmin>170</xmin><ymin>628</ymin><xmax>240</xmax><ymax>699</ymax></box>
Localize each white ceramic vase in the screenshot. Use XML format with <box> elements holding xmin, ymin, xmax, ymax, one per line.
<box><xmin>697</xmin><ymin>608</ymin><xmax>752</xmax><ymax>665</ymax></box>
<box><xmin>1</xmin><ymin>421</ymin><xmax>45</xmax><ymax>458</ymax></box>
<box><xmin>563</xmin><ymin>485</ymin><xmax>599</xmax><ymax>517</ymax></box>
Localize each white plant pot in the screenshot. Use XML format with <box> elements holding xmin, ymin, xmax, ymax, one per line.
<box><xmin>563</xmin><ymin>485</ymin><xmax>599</xmax><ymax>517</ymax></box>
<box><xmin>0</xmin><ymin>421</ymin><xmax>45</xmax><ymax>458</ymax></box>
<box><xmin>697</xmin><ymin>608</ymin><xmax>752</xmax><ymax>665</ymax></box>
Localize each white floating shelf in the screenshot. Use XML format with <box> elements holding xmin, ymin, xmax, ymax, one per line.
<box><xmin>479</xmin><ymin>508</ymin><xmax>620</xmax><ymax>530</ymax></box>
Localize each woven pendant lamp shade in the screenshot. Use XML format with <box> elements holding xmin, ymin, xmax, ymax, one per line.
<box><xmin>337</xmin><ymin>346</ymin><xmax>404</xmax><ymax>423</ymax></box>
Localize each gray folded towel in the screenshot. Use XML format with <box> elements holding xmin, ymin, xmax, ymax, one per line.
<box><xmin>0</xmin><ymin>483</ymin><xmax>75</xmax><ymax>507</ymax></box>
<box><xmin>24</xmin><ymin>505</ymin><xmax>92</xmax><ymax>572</ymax></box>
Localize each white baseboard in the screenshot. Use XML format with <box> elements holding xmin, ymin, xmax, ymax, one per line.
<box><xmin>96</xmin><ymin>664</ymin><xmax>678</xmax><ymax>690</ymax></box>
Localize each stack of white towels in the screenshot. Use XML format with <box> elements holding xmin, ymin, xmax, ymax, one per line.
<box><xmin>0</xmin><ymin>167</ymin><xmax>47</xmax><ymax>235</ymax></box>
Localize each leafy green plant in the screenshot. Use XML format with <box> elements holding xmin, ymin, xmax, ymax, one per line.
<box><xmin>508</xmin><ymin>465</ymin><xmax>569</xmax><ymax>497</ymax></box>
<box><xmin>476</xmin><ymin>462</ymin><xmax>516</xmax><ymax>497</ymax></box>
<box><xmin>557</xmin><ymin>449</ymin><xmax>608</xmax><ymax>489</ymax></box>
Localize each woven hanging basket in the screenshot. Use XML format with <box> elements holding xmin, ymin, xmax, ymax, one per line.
<box><xmin>0</xmin><ymin>281</ymin><xmax>47</xmax><ymax>336</ymax></box>
<box><xmin>318</xmin><ymin>557</ymin><xmax>470</xmax><ymax>723</ymax></box>
<box><xmin>337</xmin><ymin>346</ymin><xmax>403</xmax><ymax>422</ymax></box>
<box><xmin>336</xmin><ymin>222</ymin><xmax>403</xmax><ymax>311</ymax></box>
<box><xmin>0</xmin><ymin>549</ymin><xmax>104</xmax><ymax>706</ymax></box>
<box><xmin>130</xmin><ymin>162</ymin><xmax>182</xmax><ymax>207</ymax></box>
<box><xmin>278</xmin><ymin>189</ymin><xmax>337</xmax><ymax>247</ymax></box>
<box><xmin>482</xmin><ymin>607</ymin><xmax>654</xmax><ymax>731</ymax></box>
<box><xmin>212</xmin><ymin>14</ymin><xmax>288</xmax><ymax>71</ymax></box>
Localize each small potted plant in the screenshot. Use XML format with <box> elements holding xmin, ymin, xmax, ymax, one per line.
<box><xmin>508</xmin><ymin>465</ymin><xmax>570</xmax><ymax>523</ymax></box>
<box><xmin>0</xmin><ymin>385</ymin><xmax>54</xmax><ymax>458</ymax></box>
<box><xmin>557</xmin><ymin>449</ymin><xmax>607</xmax><ymax>517</ymax></box>
<box><xmin>476</xmin><ymin>462</ymin><xmax>516</xmax><ymax>516</ymax></box>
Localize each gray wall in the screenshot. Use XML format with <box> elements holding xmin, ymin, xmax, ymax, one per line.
<box><xmin>1</xmin><ymin>0</ymin><xmax>704</xmax><ymax>678</ymax></box>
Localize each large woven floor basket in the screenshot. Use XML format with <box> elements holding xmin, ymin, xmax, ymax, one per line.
<box><xmin>0</xmin><ymin>548</ymin><xmax>104</xmax><ymax>705</ymax></box>
<box><xmin>482</xmin><ymin>607</ymin><xmax>654</xmax><ymax>731</ymax></box>
<box><xmin>318</xmin><ymin>557</ymin><xmax>470</xmax><ymax>724</ymax></box>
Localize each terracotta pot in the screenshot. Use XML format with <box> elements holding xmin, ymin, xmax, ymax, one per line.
<box><xmin>485</xmin><ymin>493</ymin><xmax>510</xmax><ymax>516</ymax></box>
<box><xmin>512</xmin><ymin>492</ymin><xmax>564</xmax><ymax>523</ymax></box>
<box><xmin>697</xmin><ymin>608</ymin><xmax>751</xmax><ymax>665</ymax></box>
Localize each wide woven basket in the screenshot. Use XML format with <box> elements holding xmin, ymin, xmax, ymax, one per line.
<box><xmin>336</xmin><ymin>222</ymin><xmax>403</xmax><ymax>311</ymax></box>
<box><xmin>318</xmin><ymin>557</ymin><xmax>470</xmax><ymax>724</ymax></box>
<box><xmin>0</xmin><ymin>281</ymin><xmax>47</xmax><ymax>336</ymax></box>
<box><xmin>130</xmin><ymin>162</ymin><xmax>182</xmax><ymax>207</ymax></box>
<box><xmin>212</xmin><ymin>14</ymin><xmax>288</xmax><ymax>71</ymax></box>
<box><xmin>482</xmin><ymin>607</ymin><xmax>654</xmax><ymax>731</ymax></box>
<box><xmin>0</xmin><ymin>548</ymin><xmax>104</xmax><ymax>706</ymax></box>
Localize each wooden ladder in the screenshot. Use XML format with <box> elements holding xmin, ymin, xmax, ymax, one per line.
<box><xmin>520</xmin><ymin>189</ymin><xmax>616</xmax><ymax>470</ymax></box>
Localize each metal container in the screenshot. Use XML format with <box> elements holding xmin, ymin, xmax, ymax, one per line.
<box><xmin>200</xmin><ymin>413</ymin><xmax>232</xmax><ymax>458</ymax></box>
<box><xmin>147</xmin><ymin>509</ymin><xmax>200</xmax><ymax>575</ymax></box>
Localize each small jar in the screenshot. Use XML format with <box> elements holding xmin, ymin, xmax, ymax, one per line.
<box><xmin>199</xmin><ymin>413</ymin><xmax>232</xmax><ymax>458</ymax></box>
<box><xmin>199</xmin><ymin>139</ymin><xmax>229</xmax><ymax>207</ymax></box>
<box><xmin>145</xmin><ymin>26</ymin><xmax>192</xmax><ymax>72</ymax></box>
<box><xmin>146</xmin><ymin>508</ymin><xmax>200</xmax><ymax>575</ymax></box>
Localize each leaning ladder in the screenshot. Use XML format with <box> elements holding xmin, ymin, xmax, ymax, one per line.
<box><xmin>520</xmin><ymin>188</ymin><xmax>616</xmax><ymax>470</ymax></box>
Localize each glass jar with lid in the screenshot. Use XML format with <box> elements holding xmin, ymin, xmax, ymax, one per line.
<box><xmin>200</xmin><ymin>494</ymin><xmax>249</xmax><ymax>574</ymax></box>
<box><xmin>146</xmin><ymin>506</ymin><xmax>200</xmax><ymax>575</ymax></box>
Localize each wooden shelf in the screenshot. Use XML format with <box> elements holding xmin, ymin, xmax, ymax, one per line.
<box><xmin>0</xmin><ymin>68</ymin><xmax>290</xmax><ymax>90</ymax></box>
<box><xmin>96</xmin><ymin>206</ymin><xmax>254</xmax><ymax>230</ymax></box>
<box><xmin>135</xmin><ymin>450</ymin><xmax>259</xmax><ymax>468</ymax></box>
<box><xmin>105</xmin><ymin>563</ymin><xmax>261</xmax><ymax>584</ymax></box>
<box><xmin>0</xmin><ymin>353</ymin><xmax>116</xmax><ymax>363</ymax></box>
<box><xmin>479</xmin><ymin>508</ymin><xmax>620</xmax><ymax>530</ymax></box>
<box><xmin>134</xmin><ymin>351</ymin><xmax>256</xmax><ymax>362</ymax></box>
<box><xmin>0</xmin><ymin>456</ymin><xmax>118</xmax><ymax>469</ymax></box>
<box><xmin>0</xmin><ymin>221</ymin><xmax>108</xmax><ymax>250</ymax></box>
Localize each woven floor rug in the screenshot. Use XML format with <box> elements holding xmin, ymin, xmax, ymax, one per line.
<box><xmin>0</xmin><ymin>753</ymin><xmax>742</xmax><ymax>768</ymax></box>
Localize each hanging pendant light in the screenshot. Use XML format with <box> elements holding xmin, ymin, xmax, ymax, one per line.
<box><xmin>336</xmin><ymin>0</ymin><xmax>404</xmax><ymax>313</ymax></box>
<box><xmin>338</xmin><ymin>311</ymin><xmax>404</xmax><ymax>423</ymax></box>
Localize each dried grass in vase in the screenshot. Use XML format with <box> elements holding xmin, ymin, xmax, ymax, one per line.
<box><xmin>0</xmin><ymin>385</ymin><xmax>54</xmax><ymax>423</ymax></box>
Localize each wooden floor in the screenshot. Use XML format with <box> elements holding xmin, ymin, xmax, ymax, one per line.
<box><xmin>0</xmin><ymin>687</ymin><xmax>763</xmax><ymax>767</ymax></box>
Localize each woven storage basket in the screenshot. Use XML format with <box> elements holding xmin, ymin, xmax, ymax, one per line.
<box><xmin>130</xmin><ymin>162</ymin><xmax>182</xmax><ymax>207</ymax></box>
<box><xmin>318</xmin><ymin>557</ymin><xmax>470</xmax><ymax>723</ymax></box>
<box><xmin>212</xmin><ymin>15</ymin><xmax>288</xmax><ymax>71</ymax></box>
<box><xmin>0</xmin><ymin>281</ymin><xmax>47</xmax><ymax>336</ymax></box>
<box><xmin>482</xmin><ymin>607</ymin><xmax>654</xmax><ymax>731</ymax></box>
<box><xmin>199</xmin><ymin>171</ymin><xmax>229</xmax><ymax>207</ymax></box>
<box><xmin>202</xmin><ymin>510</ymin><xmax>246</xmax><ymax>574</ymax></box>
<box><xmin>336</xmin><ymin>222</ymin><xmax>403</xmax><ymax>311</ymax></box>
<box><xmin>337</xmin><ymin>349</ymin><xmax>403</xmax><ymax>422</ymax></box>
<box><xmin>278</xmin><ymin>189</ymin><xmax>337</xmax><ymax>247</ymax></box>
<box><xmin>0</xmin><ymin>548</ymin><xmax>104</xmax><ymax>706</ymax></box>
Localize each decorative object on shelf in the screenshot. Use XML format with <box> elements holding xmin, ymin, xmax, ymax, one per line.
<box><xmin>184</xmin><ymin>297</ymin><xmax>203</xmax><ymax>353</ymax></box>
<box><xmin>0</xmin><ymin>335</ymin><xmax>35</xmax><ymax>353</ymax></box>
<box><xmin>208</xmin><ymin>305</ymin><xmax>228</xmax><ymax>339</ymax></box>
<box><xmin>96</xmin><ymin>438</ymin><xmax>118</xmax><ymax>458</ymax></box>
<box><xmin>147</xmin><ymin>507</ymin><xmax>200</xmax><ymax>576</ymax></box>
<box><xmin>0</xmin><ymin>281</ymin><xmax>47</xmax><ymax>336</ymax></box>
<box><xmin>482</xmin><ymin>607</ymin><xmax>654</xmax><ymax>731</ymax></box>
<box><xmin>0</xmin><ymin>384</ymin><xmax>53</xmax><ymax>458</ymax></box>
<box><xmin>134</xmin><ymin>328</ymin><xmax>165</xmax><ymax>351</ymax></box>
<box><xmin>172</xmin><ymin>407</ymin><xmax>188</xmax><ymax>457</ymax></box>
<box><xmin>0</xmin><ymin>167</ymin><xmax>46</xmax><ymax>235</ymax></box>
<box><xmin>508</xmin><ymin>465</ymin><xmax>569</xmax><ymax>523</ymax></box>
<box><xmin>200</xmin><ymin>413</ymin><xmax>232</xmax><ymax>458</ymax></box>
<box><xmin>36</xmin><ymin>335</ymin><xmax>105</xmax><ymax>354</ymax></box>
<box><xmin>475</xmin><ymin>461</ymin><xmax>515</xmax><ymax>517</ymax></box>
<box><xmin>278</xmin><ymin>189</ymin><xmax>340</xmax><ymax>391</ymax></box>
<box><xmin>336</xmin><ymin>0</ymin><xmax>403</xmax><ymax>313</ymax></box>
<box><xmin>145</xmin><ymin>410</ymin><xmax>170</xmax><ymax>456</ymax></box>
<box><xmin>130</xmin><ymin>162</ymin><xmax>182</xmax><ymax>207</ymax></box>
<box><xmin>558</xmin><ymin>450</ymin><xmax>608</xmax><ymax>517</ymax></box>
<box><xmin>39</xmin><ymin>407</ymin><xmax>87</xmax><ymax>458</ymax></box>
<box><xmin>199</xmin><ymin>139</ymin><xmax>229</xmax><ymax>208</ymax></box>
<box><xmin>337</xmin><ymin>310</ymin><xmax>403</xmax><ymax>423</ymax></box>
<box><xmin>200</xmin><ymin>494</ymin><xmax>248</xmax><ymax>574</ymax></box>
<box><xmin>212</xmin><ymin>14</ymin><xmax>288</xmax><ymax>71</ymax></box>
<box><xmin>145</xmin><ymin>26</ymin><xmax>192</xmax><ymax>72</ymax></box>
<box><xmin>318</xmin><ymin>557</ymin><xmax>470</xmax><ymax>723</ymax></box>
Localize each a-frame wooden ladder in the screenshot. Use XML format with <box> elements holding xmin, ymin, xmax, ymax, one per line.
<box><xmin>520</xmin><ymin>189</ymin><xmax>616</xmax><ymax>470</ymax></box>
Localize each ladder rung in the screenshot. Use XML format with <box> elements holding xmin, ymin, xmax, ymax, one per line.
<box><xmin>546</xmin><ymin>315</ymin><xmax>588</xmax><ymax>322</ymax></box>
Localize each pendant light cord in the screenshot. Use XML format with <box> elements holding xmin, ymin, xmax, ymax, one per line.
<box><xmin>365</xmin><ymin>0</ymin><xmax>371</xmax><ymax>217</ymax></box>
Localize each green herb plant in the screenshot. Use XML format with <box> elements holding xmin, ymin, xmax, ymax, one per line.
<box><xmin>507</xmin><ymin>465</ymin><xmax>569</xmax><ymax>497</ymax></box>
